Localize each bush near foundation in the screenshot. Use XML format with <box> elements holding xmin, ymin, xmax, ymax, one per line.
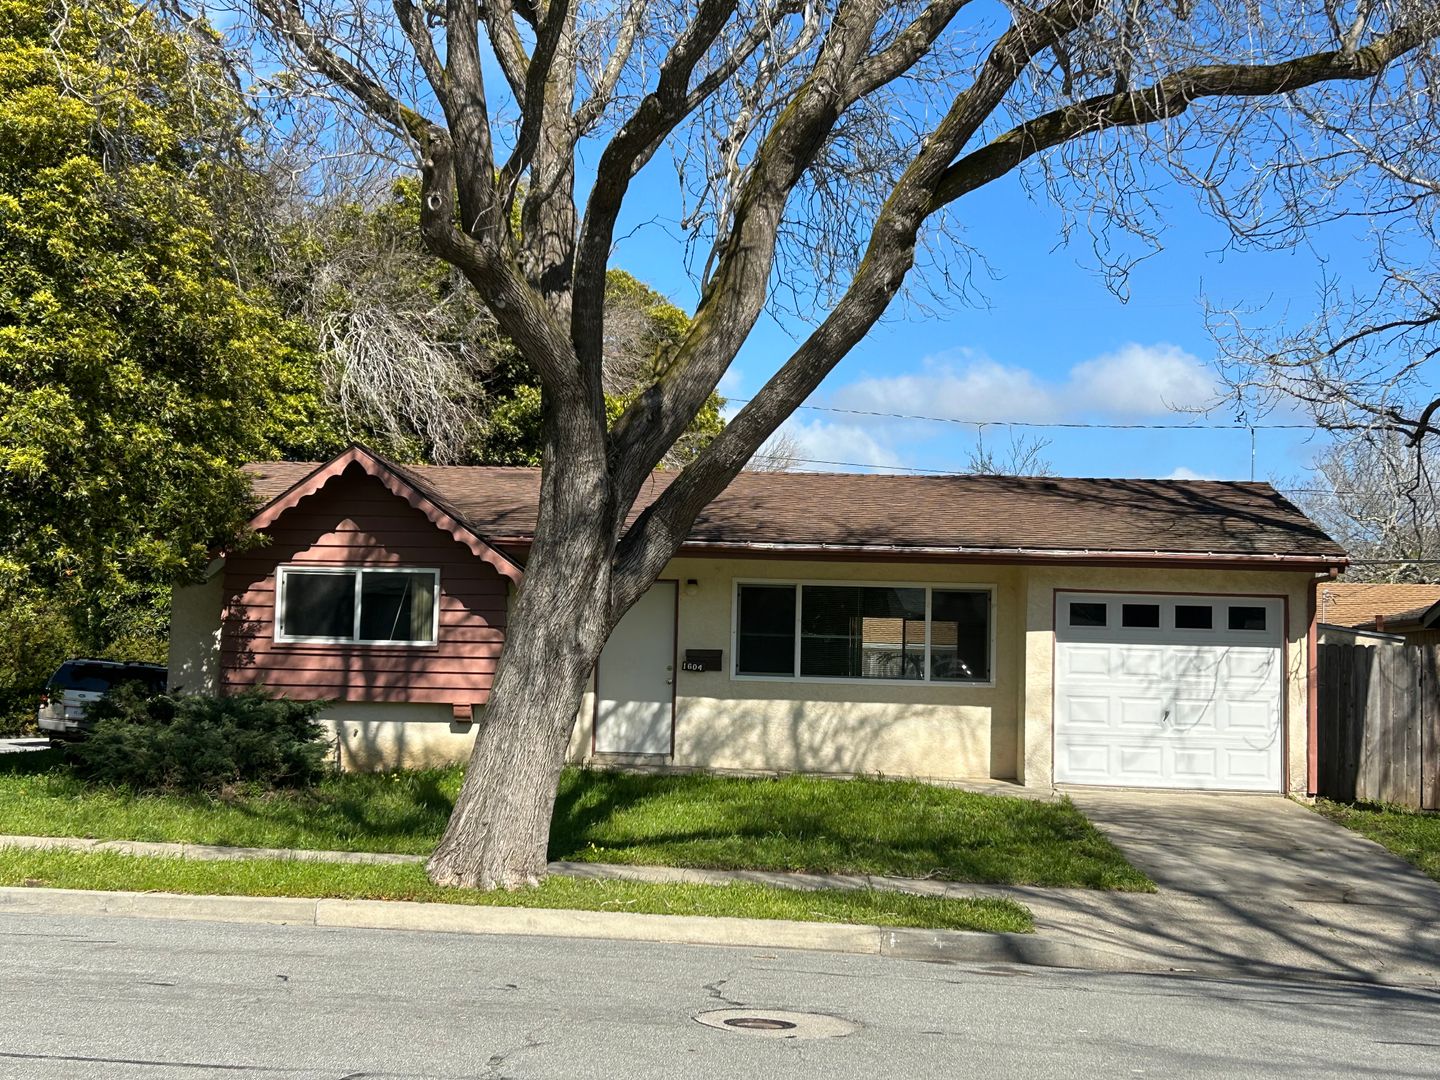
<box><xmin>68</xmin><ymin>687</ymin><xmax>331</xmax><ymax>793</ymax></box>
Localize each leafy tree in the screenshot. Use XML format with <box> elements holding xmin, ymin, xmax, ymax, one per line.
<box><xmin>0</xmin><ymin>0</ymin><xmax>338</xmax><ymax>725</ymax></box>
<box><xmin>247</xmin><ymin>0</ymin><xmax>1437</xmax><ymax>889</ymax></box>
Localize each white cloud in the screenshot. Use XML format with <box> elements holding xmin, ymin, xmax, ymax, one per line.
<box><xmin>1165</xmin><ymin>466</ymin><xmax>1219</xmax><ymax>481</ymax></box>
<box><xmin>832</xmin><ymin>359</ymin><xmax>1061</xmax><ymax>424</ymax></box>
<box><xmin>780</xmin><ymin>418</ymin><xmax>906</xmax><ymax>472</ymax></box>
<box><xmin>826</xmin><ymin>342</ymin><xmax>1217</xmax><ymax>426</ymax></box>
<box><xmin>1068</xmin><ymin>344</ymin><xmax>1217</xmax><ymax>416</ymax></box>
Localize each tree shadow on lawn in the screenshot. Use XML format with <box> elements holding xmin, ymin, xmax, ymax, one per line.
<box><xmin>200</xmin><ymin>770</ymin><xmax>459</xmax><ymax>852</ymax></box>
<box><xmin>545</xmin><ymin>769</ymin><xmax>1144</xmax><ymax>889</ymax></box>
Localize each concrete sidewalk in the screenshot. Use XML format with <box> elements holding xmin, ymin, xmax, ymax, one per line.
<box><xmin>4</xmin><ymin>820</ymin><xmax>1440</xmax><ymax>986</ymax></box>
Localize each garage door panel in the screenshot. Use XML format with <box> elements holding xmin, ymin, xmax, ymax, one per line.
<box><xmin>1174</xmin><ymin>648</ymin><xmax>1222</xmax><ymax>678</ymax></box>
<box><xmin>1066</xmin><ymin>696</ymin><xmax>1111</xmax><ymax>728</ymax></box>
<box><xmin>1059</xmin><ymin>742</ymin><xmax>1115</xmax><ymax>781</ymax></box>
<box><xmin>1222</xmin><ymin>747</ymin><xmax>1279</xmax><ymax>782</ymax></box>
<box><xmin>1172</xmin><ymin>746</ymin><xmax>1219</xmax><ymax>780</ymax></box>
<box><xmin>1062</xmin><ymin>645</ymin><xmax>1112</xmax><ymax>677</ymax></box>
<box><xmin>1117</xmin><ymin>745</ymin><xmax>1165</xmax><ymax>782</ymax></box>
<box><xmin>1224</xmin><ymin>699</ymin><xmax>1277</xmax><ymax>735</ymax></box>
<box><xmin>1054</xmin><ymin>591</ymin><xmax>1283</xmax><ymax>792</ymax></box>
<box><xmin>1119</xmin><ymin>649</ymin><xmax>1163</xmax><ymax>677</ymax></box>
<box><xmin>1171</xmin><ymin>698</ymin><xmax>1219</xmax><ymax>735</ymax></box>
<box><xmin>1119</xmin><ymin>697</ymin><xmax>1166</xmax><ymax>729</ymax></box>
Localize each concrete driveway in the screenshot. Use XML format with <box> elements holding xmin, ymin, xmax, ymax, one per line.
<box><xmin>0</xmin><ymin>738</ymin><xmax>47</xmax><ymax>755</ymax></box>
<box><xmin>1052</xmin><ymin>790</ymin><xmax>1440</xmax><ymax>985</ymax></box>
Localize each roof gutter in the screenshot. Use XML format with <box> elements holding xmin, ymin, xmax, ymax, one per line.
<box><xmin>489</xmin><ymin>537</ymin><xmax>1347</xmax><ymax>571</ymax></box>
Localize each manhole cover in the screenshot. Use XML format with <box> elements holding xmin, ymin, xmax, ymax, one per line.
<box><xmin>725</xmin><ymin>1017</ymin><xmax>796</xmax><ymax>1031</ymax></box>
<box><xmin>694</xmin><ymin>1009</ymin><xmax>858</xmax><ymax>1040</ymax></box>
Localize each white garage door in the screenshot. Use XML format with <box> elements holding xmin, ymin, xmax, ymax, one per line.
<box><xmin>1054</xmin><ymin>592</ymin><xmax>1284</xmax><ymax>791</ymax></box>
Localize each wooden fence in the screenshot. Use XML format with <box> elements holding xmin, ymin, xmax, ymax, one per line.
<box><xmin>1316</xmin><ymin>642</ymin><xmax>1440</xmax><ymax>809</ymax></box>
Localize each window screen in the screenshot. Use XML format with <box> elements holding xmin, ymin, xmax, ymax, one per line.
<box><xmin>359</xmin><ymin>571</ymin><xmax>436</xmax><ymax>642</ymax></box>
<box><xmin>736</xmin><ymin>584</ymin><xmax>797</xmax><ymax>675</ymax></box>
<box><xmin>931</xmin><ymin>590</ymin><xmax>990</xmax><ymax>681</ymax></box>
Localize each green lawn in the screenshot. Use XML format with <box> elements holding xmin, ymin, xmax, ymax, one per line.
<box><xmin>0</xmin><ymin>750</ymin><xmax>1151</xmax><ymax>890</ymax></box>
<box><xmin>1315</xmin><ymin>799</ymin><xmax>1440</xmax><ymax>883</ymax></box>
<box><xmin>0</xmin><ymin>848</ymin><xmax>1032</xmax><ymax>932</ymax></box>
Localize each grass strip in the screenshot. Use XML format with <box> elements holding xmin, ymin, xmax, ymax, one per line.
<box><xmin>1314</xmin><ymin>799</ymin><xmax>1440</xmax><ymax>883</ymax></box>
<box><xmin>0</xmin><ymin>751</ymin><xmax>1151</xmax><ymax>891</ymax></box>
<box><xmin>0</xmin><ymin>848</ymin><xmax>1034</xmax><ymax>933</ymax></box>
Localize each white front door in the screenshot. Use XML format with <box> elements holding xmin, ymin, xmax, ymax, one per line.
<box><xmin>595</xmin><ymin>581</ymin><xmax>677</xmax><ymax>754</ymax></box>
<box><xmin>1054</xmin><ymin>592</ymin><xmax>1284</xmax><ymax>791</ymax></box>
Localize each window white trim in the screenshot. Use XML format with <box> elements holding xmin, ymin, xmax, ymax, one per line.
<box><xmin>729</xmin><ymin>578</ymin><xmax>997</xmax><ymax>688</ymax></box>
<box><xmin>274</xmin><ymin>565</ymin><xmax>441</xmax><ymax>646</ymax></box>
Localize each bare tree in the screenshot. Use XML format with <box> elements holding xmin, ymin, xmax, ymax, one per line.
<box><xmin>1285</xmin><ymin>431</ymin><xmax>1440</xmax><ymax>582</ymax></box>
<box><xmin>744</xmin><ymin>429</ymin><xmax>804</xmax><ymax>472</ymax></box>
<box><xmin>966</xmin><ymin>429</ymin><xmax>1055</xmax><ymax>476</ymax></box>
<box><xmin>227</xmin><ymin>0</ymin><xmax>1439</xmax><ymax>888</ymax></box>
<box><xmin>1210</xmin><ymin>86</ymin><xmax>1440</xmax><ymax>445</ymax></box>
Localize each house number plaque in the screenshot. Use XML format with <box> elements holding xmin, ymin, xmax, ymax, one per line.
<box><xmin>682</xmin><ymin>649</ymin><xmax>723</xmax><ymax>672</ymax></box>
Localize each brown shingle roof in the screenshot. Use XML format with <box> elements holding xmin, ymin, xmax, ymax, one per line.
<box><xmin>1318</xmin><ymin>583</ymin><xmax>1440</xmax><ymax>629</ymax></box>
<box><xmin>242</xmin><ymin>460</ymin><xmax>1346</xmax><ymax>563</ymax></box>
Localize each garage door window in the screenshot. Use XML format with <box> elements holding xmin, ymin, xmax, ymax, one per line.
<box><xmin>1228</xmin><ymin>605</ymin><xmax>1268</xmax><ymax>632</ymax></box>
<box><xmin>1069</xmin><ymin>602</ymin><xmax>1107</xmax><ymax>627</ymax></box>
<box><xmin>1175</xmin><ymin>604</ymin><xmax>1213</xmax><ymax>630</ymax></box>
<box><xmin>1121</xmin><ymin>603</ymin><xmax>1160</xmax><ymax>628</ymax></box>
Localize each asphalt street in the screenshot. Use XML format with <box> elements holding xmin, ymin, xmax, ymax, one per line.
<box><xmin>1</xmin><ymin>912</ymin><xmax>1437</xmax><ymax>1079</ymax></box>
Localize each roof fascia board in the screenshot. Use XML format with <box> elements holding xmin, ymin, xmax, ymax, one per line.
<box><xmin>247</xmin><ymin>445</ymin><xmax>525</xmax><ymax>585</ymax></box>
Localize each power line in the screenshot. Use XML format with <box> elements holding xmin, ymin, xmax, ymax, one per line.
<box><xmin>729</xmin><ymin>397</ymin><xmax>1316</xmax><ymax>431</ymax></box>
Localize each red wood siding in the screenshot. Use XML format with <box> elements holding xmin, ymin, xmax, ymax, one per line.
<box><xmin>220</xmin><ymin>467</ymin><xmax>509</xmax><ymax>707</ymax></box>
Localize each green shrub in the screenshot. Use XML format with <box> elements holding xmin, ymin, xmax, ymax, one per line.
<box><xmin>68</xmin><ymin>686</ymin><xmax>332</xmax><ymax>793</ymax></box>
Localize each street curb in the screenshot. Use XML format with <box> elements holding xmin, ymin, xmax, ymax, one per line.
<box><xmin>0</xmin><ymin>885</ymin><xmax>1134</xmax><ymax>969</ymax></box>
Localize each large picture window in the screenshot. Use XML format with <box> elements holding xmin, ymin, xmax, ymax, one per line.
<box><xmin>734</xmin><ymin>581</ymin><xmax>991</xmax><ymax>683</ymax></box>
<box><xmin>277</xmin><ymin>567</ymin><xmax>439</xmax><ymax>645</ymax></box>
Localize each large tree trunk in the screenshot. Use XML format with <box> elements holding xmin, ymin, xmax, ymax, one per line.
<box><xmin>425</xmin><ymin>541</ymin><xmax>615</xmax><ymax>888</ymax></box>
<box><xmin>426</xmin><ymin>412</ymin><xmax>623</xmax><ymax>889</ymax></box>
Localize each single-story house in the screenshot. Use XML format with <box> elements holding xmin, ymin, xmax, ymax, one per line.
<box><xmin>168</xmin><ymin>445</ymin><xmax>1348</xmax><ymax>793</ymax></box>
<box><xmin>1316</xmin><ymin>582</ymin><xmax>1440</xmax><ymax>646</ymax></box>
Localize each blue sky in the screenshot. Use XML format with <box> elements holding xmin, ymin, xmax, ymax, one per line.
<box><xmin>589</xmin><ymin>129</ymin><xmax>1362</xmax><ymax>487</ymax></box>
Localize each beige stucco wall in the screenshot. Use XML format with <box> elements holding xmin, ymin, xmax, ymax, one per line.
<box><xmin>322</xmin><ymin>702</ymin><xmax>480</xmax><ymax>771</ymax></box>
<box><xmin>167</xmin><ymin>578</ymin><xmax>225</xmax><ymax>695</ymax></box>
<box><xmin>1019</xmin><ymin>566</ymin><xmax>1315</xmax><ymax>794</ymax></box>
<box><xmin>172</xmin><ymin>552</ymin><xmax>1319</xmax><ymax>788</ymax></box>
<box><xmin>568</xmin><ymin>557</ymin><xmax>1025</xmax><ymax>783</ymax></box>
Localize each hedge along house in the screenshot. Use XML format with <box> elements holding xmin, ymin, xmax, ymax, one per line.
<box><xmin>168</xmin><ymin>445</ymin><xmax>1348</xmax><ymax>792</ymax></box>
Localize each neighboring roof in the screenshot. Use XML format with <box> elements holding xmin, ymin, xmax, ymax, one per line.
<box><xmin>1317</xmin><ymin>583</ymin><xmax>1440</xmax><ymax>630</ymax></box>
<box><xmin>242</xmin><ymin>450</ymin><xmax>1346</xmax><ymax>567</ymax></box>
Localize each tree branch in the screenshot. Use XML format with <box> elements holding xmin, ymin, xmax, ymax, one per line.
<box><xmin>930</xmin><ymin>20</ymin><xmax>1436</xmax><ymax>211</ymax></box>
<box><xmin>569</xmin><ymin>0</ymin><xmax>745</xmax><ymax>374</ymax></box>
<box><xmin>254</xmin><ymin>0</ymin><xmax>423</xmax><ymax>140</ymax></box>
<box><xmin>481</xmin><ymin>0</ymin><xmax>531</xmax><ymax>105</ymax></box>
<box><xmin>846</xmin><ymin>0</ymin><xmax>975</xmax><ymax>101</ymax></box>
